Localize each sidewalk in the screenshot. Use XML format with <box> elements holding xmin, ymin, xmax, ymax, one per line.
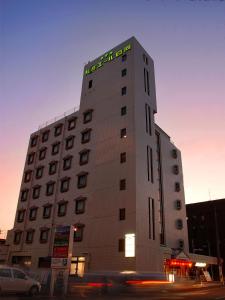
<box><xmin>166</xmin><ymin>280</ymin><xmax>223</xmax><ymax>293</ymax></box>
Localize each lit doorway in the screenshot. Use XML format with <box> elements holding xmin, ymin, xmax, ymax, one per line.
<box><xmin>70</xmin><ymin>256</ymin><xmax>85</xmax><ymax>277</ymax></box>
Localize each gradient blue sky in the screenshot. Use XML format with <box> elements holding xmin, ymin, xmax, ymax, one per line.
<box><xmin>1</xmin><ymin>0</ymin><xmax>225</xmax><ymax>231</ymax></box>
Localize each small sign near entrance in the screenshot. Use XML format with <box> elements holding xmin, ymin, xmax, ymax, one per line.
<box><xmin>51</xmin><ymin>258</ymin><xmax>69</xmax><ymax>268</ymax></box>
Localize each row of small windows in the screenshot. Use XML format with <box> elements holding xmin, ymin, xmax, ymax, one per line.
<box><xmin>22</xmin><ymin>173</ymin><xmax>88</xmax><ymax>200</ymax></box>
<box><xmin>28</xmin><ymin>130</ymin><xmax>92</xmax><ymax>165</ymax></box>
<box><xmin>21</xmin><ymin>175</ymin><xmax>127</xmax><ymax>202</ymax></box>
<box><xmin>28</xmin><ymin>124</ymin><xmax>127</xmax><ymax>166</ymax></box>
<box><xmin>30</xmin><ymin>110</ymin><xmax>93</xmax><ymax>148</ymax></box>
<box><xmin>14</xmin><ymin>224</ymin><xmax>85</xmax><ymax>245</ymax></box>
<box><xmin>17</xmin><ymin>204</ymin><xmax>126</xmax><ymax>223</ymax></box>
<box><xmin>25</xmin><ymin>151</ymin><xmax>90</xmax><ymax>183</ymax></box>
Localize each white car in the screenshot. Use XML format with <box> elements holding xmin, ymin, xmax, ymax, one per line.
<box><xmin>0</xmin><ymin>265</ymin><xmax>41</xmax><ymax>295</ymax></box>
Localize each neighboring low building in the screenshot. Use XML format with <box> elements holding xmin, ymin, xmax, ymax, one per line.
<box><xmin>0</xmin><ymin>238</ymin><xmax>9</xmax><ymax>264</ymax></box>
<box><xmin>7</xmin><ymin>37</ymin><xmax>189</xmax><ymax>275</ymax></box>
<box><xmin>186</xmin><ymin>199</ymin><xmax>225</xmax><ymax>279</ymax></box>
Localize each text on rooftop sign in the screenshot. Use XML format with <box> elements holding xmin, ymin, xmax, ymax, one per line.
<box><xmin>85</xmin><ymin>44</ymin><xmax>131</xmax><ymax>75</ymax></box>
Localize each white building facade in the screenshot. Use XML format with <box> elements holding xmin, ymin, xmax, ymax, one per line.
<box><xmin>7</xmin><ymin>37</ymin><xmax>188</xmax><ymax>275</ymax></box>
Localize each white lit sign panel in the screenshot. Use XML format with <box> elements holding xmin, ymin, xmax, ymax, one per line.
<box><xmin>125</xmin><ymin>233</ymin><xmax>135</xmax><ymax>257</ymax></box>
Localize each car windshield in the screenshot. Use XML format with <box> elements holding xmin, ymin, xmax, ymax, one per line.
<box><xmin>13</xmin><ymin>269</ymin><xmax>27</xmax><ymax>280</ymax></box>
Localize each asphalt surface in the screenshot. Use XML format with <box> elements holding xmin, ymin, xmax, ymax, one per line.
<box><xmin>1</xmin><ymin>284</ymin><xmax>225</xmax><ymax>300</ymax></box>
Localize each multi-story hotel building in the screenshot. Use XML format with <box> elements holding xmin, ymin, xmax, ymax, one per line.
<box><xmin>7</xmin><ymin>37</ymin><xmax>188</xmax><ymax>275</ymax></box>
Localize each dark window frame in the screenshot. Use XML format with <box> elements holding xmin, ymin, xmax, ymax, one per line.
<box><xmin>29</xmin><ymin>207</ymin><xmax>38</xmax><ymax>221</ymax></box>
<box><xmin>75</xmin><ymin>197</ymin><xmax>86</xmax><ymax>214</ymax></box>
<box><xmin>119</xmin><ymin>208</ymin><xmax>126</xmax><ymax>221</ymax></box>
<box><xmin>54</xmin><ymin>124</ymin><xmax>63</xmax><ymax>137</ymax></box>
<box><xmin>39</xmin><ymin>147</ymin><xmax>47</xmax><ymax>160</ymax></box>
<box><xmin>40</xmin><ymin>229</ymin><xmax>49</xmax><ymax>243</ymax></box>
<box><xmin>49</xmin><ymin>161</ymin><xmax>58</xmax><ymax>175</ymax></box>
<box><xmin>32</xmin><ymin>185</ymin><xmax>41</xmax><ymax>199</ymax></box>
<box><xmin>81</xmin><ymin>129</ymin><xmax>92</xmax><ymax>144</ymax></box>
<box><xmin>121</xmin><ymin>86</ymin><xmax>127</xmax><ymax>96</ymax></box>
<box><xmin>63</xmin><ymin>155</ymin><xmax>73</xmax><ymax>170</ymax></box>
<box><xmin>43</xmin><ymin>205</ymin><xmax>52</xmax><ymax>219</ymax></box>
<box><xmin>120</xmin><ymin>152</ymin><xmax>126</xmax><ymax>163</ymax></box>
<box><xmin>17</xmin><ymin>210</ymin><xmax>25</xmax><ymax>223</ymax></box>
<box><xmin>52</xmin><ymin>142</ymin><xmax>60</xmax><ymax>155</ymax></box>
<box><xmin>46</xmin><ymin>181</ymin><xmax>55</xmax><ymax>196</ymax></box>
<box><xmin>27</xmin><ymin>152</ymin><xmax>35</xmax><ymax>165</ymax></box>
<box><xmin>25</xmin><ymin>230</ymin><xmax>35</xmax><ymax>244</ymax></box>
<box><xmin>79</xmin><ymin>149</ymin><xmax>90</xmax><ymax>166</ymax></box>
<box><xmin>65</xmin><ymin>135</ymin><xmax>75</xmax><ymax>150</ymax></box>
<box><xmin>121</xmin><ymin>68</ymin><xmax>127</xmax><ymax>77</ymax></box>
<box><xmin>120</xmin><ymin>128</ymin><xmax>127</xmax><ymax>138</ymax></box>
<box><xmin>21</xmin><ymin>189</ymin><xmax>29</xmax><ymax>202</ymax></box>
<box><xmin>42</xmin><ymin>130</ymin><xmax>50</xmax><ymax>143</ymax></box>
<box><xmin>73</xmin><ymin>224</ymin><xmax>85</xmax><ymax>242</ymax></box>
<box><xmin>57</xmin><ymin>201</ymin><xmax>68</xmax><ymax>217</ymax></box>
<box><xmin>36</xmin><ymin>166</ymin><xmax>44</xmax><ymax>179</ymax></box>
<box><xmin>14</xmin><ymin>231</ymin><xmax>22</xmax><ymax>244</ymax></box>
<box><xmin>60</xmin><ymin>177</ymin><xmax>70</xmax><ymax>193</ymax></box>
<box><xmin>30</xmin><ymin>135</ymin><xmax>38</xmax><ymax>147</ymax></box>
<box><xmin>77</xmin><ymin>172</ymin><xmax>88</xmax><ymax>189</ymax></box>
<box><xmin>120</xmin><ymin>179</ymin><xmax>126</xmax><ymax>191</ymax></box>
<box><xmin>68</xmin><ymin>117</ymin><xmax>77</xmax><ymax>131</ymax></box>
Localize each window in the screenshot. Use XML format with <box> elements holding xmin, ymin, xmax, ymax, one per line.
<box><xmin>79</xmin><ymin>149</ymin><xmax>90</xmax><ymax>165</ymax></box>
<box><xmin>63</xmin><ymin>155</ymin><xmax>73</xmax><ymax>170</ymax></box>
<box><xmin>68</xmin><ymin>117</ymin><xmax>77</xmax><ymax>130</ymax></box>
<box><xmin>58</xmin><ymin>201</ymin><xmax>68</xmax><ymax>217</ymax></box>
<box><xmin>173</xmin><ymin>165</ymin><xmax>179</xmax><ymax>175</ymax></box>
<box><xmin>121</xmin><ymin>68</ymin><xmax>127</xmax><ymax>77</ymax></box>
<box><xmin>30</xmin><ymin>135</ymin><xmax>38</xmax><ymax>147</ymax></box>
<box><xmin>176</xmin><ymin>219</ymin><xmax>183</xmax><ymax>230</ymax></box>
<box><xmin>120</xmin><ymin>179</ymin><xmax>126</xmax><ymax>190</ymax></box>
<box><xmin>83</xmin><ymin>109</ymin><xmax>93</xmax><ymax>124</ymax></box>
<box><xmin>75</xmin><ymin>197</ymin><xmax>86</xmax><ymax>214</ymax></box>
<box><xmin>65</xmin><ymin>136</ymin><xmax>75</xmax><ymax>150</ymax></box>
<box><xmin>125</xmin><ymin>233</ymin><xmax>135</xmax><ymax>257</ymax></box>
<box><xmin>42</xmin><ymin>130</ymin><xmax>49</xmax><ymax>143</ymax></box>
<box><xmin>26</xmin><ymin>230</ymin><xmax>34</xmax><ymax>243</ymax></box>
<box><xmin>29</xmin><ymin>207</ymin><xmax>38</xmax><ymax>221</ymax></box>
<box><xmin>49</xmin><ymin>161</ymin><xmax>58</xmax><ymax>175</ymax></box>
<box><xmin>17</xmin><ymin>210</ymin><xmax>25</xmax><ymax>223</ymax></box>
<box><xmin>121</xmin><ymin>106</ymin><xmax>127</xmax><ymax>116</ymax></box>
<box><xmin>32</xmin><ymin>185</ymin><xmax>41</xmax><ymax>199</ymax></box>
<box><xmin>122</xmin><ymin>54</ymin><xmax>127</xmax><ymax>62</ymax></box>
<box><xmin>147</xmin><ymin>146</ymin><xmax>154</xmax><ymax>183</ymax></box>
<box><xmin>40</xmin><ymin>229</ymin><xmax>49</xmax><ymax>243</ymax></box>
<box><xmin>24</xmin><ymin>170</ymin><xmax>32</xmax><ymax>183</ymax></box>
<box><xmin>120</xmin><ymin>152</ymin><xmax>126</xmax><ymax>163</ymax></box>
<box><xmin>175</xmin><ymin>199</ymin><xmax>182</xmax><ymax>210</ymax></box>
<box><xmin>21</xmin><ymin>189</ymin><xmax>29</xmax><ymax>202</ymax></box>
<box><xmin>119</xmin><ymin>208</ymin><xmax>126</xmax><ymax>220</ymax></box>
<box><xmin>118</xmin><ymin>239</ymin><xmax>125</xmax><ymax>252</ymax></box>
<box><xmin>60</xmin><ymin>177</ymin><xmax>70</xmax><ymax>193</ymax></box>
<box><xmin>172</xmin><ymin>149</ymin><xmax>178</xmax><ymax>159</ymax></box>
<box><xmin>77</xmin><ymin>172</ymin><xmax>88</xmax><ymax>189</ymax></box>
<box><xmin>54</xmin><ymin>124</ymin><xmax>63</xmax><ymax>137</ymax></box>
<box><xmin>81</xmin><ymin>129</ymin><xmax>92</xmax><ymax>144</ymax></box>
<box><xmin>27</xmin><ymin>152</ymin><xmax>35</xmax><ymax>165</ymax></box>
<box><xmin>38</xmin><ymin>257</ymin><xmax>51</xmax><ymax>268</ymax></box>
<box><xmin>144</xmin><ymin>68</ymin><xmax>150</xmax><ymax>95</ymax></box>
<box><xmin>52</xmin><ymin>142</ymin><xmax>60</xmax><ymax>155</ymax></box>
<box><xmin>178</xmin><ymin>239</ymin><xmax>184</xmax><ymax>249</ymax></box>
<box><xmin>43</xmin><ymin>205</ymin><xmax>52</xmax><ymax>219</ymax></box>
<box><xmin>121</xmin><ymin>86</ymin><xmax>127</xmax><ymax>96</ymax></box>
<box><xmin>88</xmin><ymin>80</ymin><xmax>93</xmax><ymax>89</ymax></box>
<box><xmin>148</xmin><ymin>198</ymin><xmax>155</xmax><ymax>240</ymax></box>
<box><xmin>46</xmin><ymin>181</ymin><xmax>55</xmax><ymax>196</ymax></box>
<box><xmin>175</xmin><ymin>182</ymin><xmax>181</xmax><ymax>192</ymax></box>
<box><xmin>120</xmin><ymin>128</ymin><xmax>127</xmax><ymax>138</ymax></box>
<box><xmin>145</xmin><ymin>103</ymin><xmax>152</xmax><ymax>135</ymax></box>
<box><xmin>14</xmin><ymin>231</ymin><xmax>22</xmax><ymax>245</ymax></box>
<box><xmin>0</xmin><ymin>268</ymin><xmax>12</xmax><ymax>278</ymax></box>
<box><xmin>36</xmin><ymin>166</ymin><xmax>44</xmax><ymax>179</ymax></box>
<box><xmin>13</xmin><ymin>269</ymin><xmax>27</xmax><ymax>280</ymax></box>
<box><xmin>143</xmin><ymin>53</ymin><xmax>148</xmax><ymax>65</ymax></box>
<box><xmin>39</xmin><ymin>147</ymin><xmax>47</xmax><ymax>160</ymax></box>
<box><xmin>73</xmin><ymin>224</ymin><xmax>84</xmax><ymax>242</ymax></box>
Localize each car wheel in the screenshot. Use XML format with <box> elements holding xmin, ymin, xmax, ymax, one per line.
<box><xmin>29</xmin><ymin>285</ymin><xmax>39</xmax><ymax>296</ymax></box>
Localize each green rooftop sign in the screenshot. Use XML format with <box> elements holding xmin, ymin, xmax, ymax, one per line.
<box><xmin>85</xmin><ymin>44</ymin><xmax>131</xmax><ymax>75</ymax></box>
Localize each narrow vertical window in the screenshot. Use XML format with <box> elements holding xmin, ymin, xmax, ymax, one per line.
<box><xmin>145</xmin><ymin>104</ymin><xmax>148</xmax><ymax>133</ymax></box>
<box><xmin>146</xmin><ymin>70</ymin><xmax>150</xmax><ymax>95</ymax></box>
<box><xmin>148</xmin><ymin>198</ymin><xmax>151</xmax><ymax>239</ymax></box>
<box><xmin>150</xmin><ymin>147</ymin><xmax>154</xmax><ymax>183</ymax></box>
<box><xmin>148</xmin><ymin>106</ymin><xmax>152</xmax><ymax>135</ymax></box>
<box><xmin>147</xmin><ymin>146</ymin><xmax>150</xmax><ymax>181</ymax></box>
<box><xmin>152</xmin><ymin>198</ymin><xmax>155</xmax><ymax>240</ymax></box>
<box><xmin>144</xmin><ymin>68</ymin><xmax>147</xmax><ymax>93</ymax></box>
<box><xmin>88</xmin><ymin>80</ymin><xmax>93</xmax><ymax>89</ymax></box>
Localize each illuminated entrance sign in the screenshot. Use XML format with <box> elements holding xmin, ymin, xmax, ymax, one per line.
<box><xmin>85</xmin><ymin>44</ymin><xmax>131</xmax><ymax>75</ymax></box>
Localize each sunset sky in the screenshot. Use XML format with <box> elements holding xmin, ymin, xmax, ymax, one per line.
<box><xmin>1</xmin><ymin>0</ymin><xmax>225</xmax><ymax>232</ymax></box>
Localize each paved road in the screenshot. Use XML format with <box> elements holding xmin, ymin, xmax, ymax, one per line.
<box><xmin>1</xmin><ymin>286</ymin><xmax>225</xmax><ymax>300</ymax></box>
